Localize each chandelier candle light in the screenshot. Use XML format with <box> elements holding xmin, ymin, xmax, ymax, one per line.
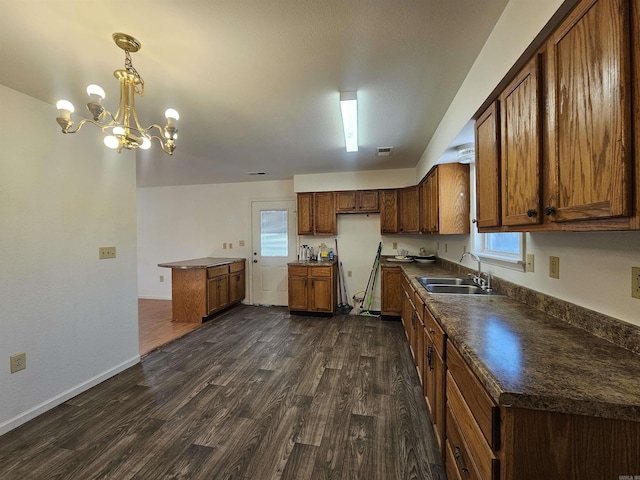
<box><xmin>55</xmin><ymin>33</ymin><xmax>179</xmax><ymax>155</ymax></box>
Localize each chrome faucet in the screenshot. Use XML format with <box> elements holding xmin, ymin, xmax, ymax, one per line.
<box><xmin>460</xmin><ymin>252</ymin><xmax>491</xmax><ymax>291</ymax></box>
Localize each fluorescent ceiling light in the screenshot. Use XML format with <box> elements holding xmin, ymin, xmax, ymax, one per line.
<box><xmin>340</xmin><ymin>91</ymin><xmax>358</xmax><ymax>152</ymax></box>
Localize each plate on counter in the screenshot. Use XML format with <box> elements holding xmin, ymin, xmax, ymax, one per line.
<box><xmin>414</xmin><ymin>256</ymin><xmax>436</xmax><ymax>264</ymax></box>
<box><xmin>388</xmin><ymin>257</ymin><xmax>415</xmax><ymax>263</ymax></box>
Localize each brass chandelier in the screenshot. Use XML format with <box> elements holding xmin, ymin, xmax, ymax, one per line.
<box><xmin>56</xmin><ymin>33</ymin><xmax>179</xmax><ymax>155</ymax></box>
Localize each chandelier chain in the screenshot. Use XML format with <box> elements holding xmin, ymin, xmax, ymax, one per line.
<box><xmin>124</xmin><ymin>49</ymin><xmax>145</xmax><ymax>95</ymax></box>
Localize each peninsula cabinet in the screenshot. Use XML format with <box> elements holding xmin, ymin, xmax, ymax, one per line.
<box><xmin>297</xmin><ymin>192</ymin><xmax>337</xmax><ymax>236</ymax></box>
<box><xmin>335</xmin><ymin>190</ymin><xmax>379</xmax><ymax>213</ymax></box>
<box><xmin>287</xmin><ymin>263</ymin><xmax>337</xmax><ymax>314</ymax></box>
<box><xmin>420</xmin><ymin>163</ymin><xmax>470</xmax><ymax>234</ymax></box>
<box><xmin>158</xmin><ymin>257</ymin><xmax>246</xmax><ymax>323</ymax></box>
<box><xmin>475</xmin><ymin>0</ymin><xmax>639</xmax><ymax>232</ymax></box>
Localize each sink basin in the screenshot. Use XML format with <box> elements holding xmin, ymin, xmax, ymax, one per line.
<box><xmin>415</xmin><ymin>276</ymin><xmax>496</xmax><ymax>295</ymax></box>
<box><xmin>425</xmin><ymin>284</ymin><xmax>488</xmax><ymax>295</ymax></box>
<box><xmin>416</xmin><ymin>277</ymin><xmax>475</xmax><ymax>287</ymax></box>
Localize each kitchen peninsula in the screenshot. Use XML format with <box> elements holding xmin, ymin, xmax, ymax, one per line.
<box><xmin>158</xmin><ymin>257</ymin><xmax>246</xmax><ymax>323</ymax></box>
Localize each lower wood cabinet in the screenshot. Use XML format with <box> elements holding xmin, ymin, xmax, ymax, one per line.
<box><xmin>169</xmin><ymin>259</ymin><xmax>246</xmax><ymax>323</ymax></box>
<box><xmin>393</xmin><ymin>275</ymin><xmax>639</xmax><ymax>480</ymax></box>
<box><xmin>288</xmin><ymin>263</ymin><xmax>337</xmax><ymax>314</ymax></box>
<box><xmin>381</xmin><ymin>266</ymin><xmax>403</xmax><ymax>316</ymax></box>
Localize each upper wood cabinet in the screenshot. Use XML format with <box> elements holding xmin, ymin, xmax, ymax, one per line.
<box><xmin>420</xmin><ymin>163</ymin><xmax>470</xmax><ymax>234</ymax></box>
<box><xmin>398</xmin><ymin>186</ymin><xmax>420</xmax><ymax>234</ymax></box>
<box><xmin>474</xmin><ymin>102</ymin><xmax>501</xmax><ymax>229</ymax></box>
<box><xmin>499</xmin><ymin>54</ymin><xmax>542</xmax><ymax>227</ymax></box>
<box><xmin>380</xmin><ymin>189</ymin><xmax>399</xmax><ymax>234</ymax></box>
<box><xmin>335</xmin><ymin>190</ymin><xmax>379</xmax><ymax>213</ymax></box>
<box><xmin>297</xmin><ymin>192</ymin><xmax>336</xmax><ymax>236</ymax></box>
<box><xmin>475</xmin><ymin>0</ymin><xmax>638</xmax><ymax>232</ymax></box>
<box><xmin>546</xmin><ymin>0</ymin><xmax>632</xmax><ymax>222</ymax></box>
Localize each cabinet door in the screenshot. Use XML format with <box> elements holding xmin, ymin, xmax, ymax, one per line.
<box><xmin>547</xmin><ymin>0</ymin><xmax>632</xmax><ymax>221</ymax></box>
<box><xmin>335</xmin><ymin>191</ymin><xmax>357</xmax><ymax>213</ymax></box>
<box><xmin>398</xmin><ymin>186</ymin><xmax>420</xmax><ymax>234</ymax></box>
<box><xmin>381</xmin><ymin>267</ymin><xmax>403</xmax><ymax>316</ymax></box>
<box><xmin>229</xmin><ymin>270</ymin><xmax>245</xmax><ymax>304</ymax></box>
<box><xmin>358</xmin><ymin>190</ymin><xmax>380</xmax><ymax>212</ymax></box>
<box><xmin>500</xmin><ymin>55</ymin><xmax>542</xmax><ymax>226</ymax></box>
<box><xmin>427</xmin><ymin>171</ymin><xmax>439</xmax><ymax>233</ymax></box>
<box><xmin>475</xmin><ymin>101</ymin><xmax>501</xmax><ymax>228</ymax></box>
<box><xmin>380</xmin><ymin>189</ymin><xmax>399</xmax><ymax>234</ymax></box>
<box><xmin>288</xmin><ymin>274</ymin><xmax>308</xmax><ymax>311</ymax></box>
<box><xmin>297</xmin><ymin>193</ymin><xmax>314</xmax><ymax>235</ymax></box>
<box><xmin>419</xmin><ymin>178</ymin><xmax>430</xmax><ymax>234</ymax></box>
<box><xmin>207</xmin><ymin>276</ymin><xmax>229</xmax><ymax>314</ymax></box>
<box><xmin>310</xmin><ymin>276</ymin><xmax>333</xmax><ymax>312</ymax></box>
<box><xmin>314</xmin><ymin>192</ymin><xmax>336</xmax><ymax>235</ymax></box>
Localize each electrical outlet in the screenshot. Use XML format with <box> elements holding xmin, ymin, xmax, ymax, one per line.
<box><xmin>239</xmin><ymin>240</ymin><xmax>245</xmax><ymax>247</ymax></box>
<box><xmin>99</xmin><ymin>247</ymin><xmax>116</xmax><ymax>259</ymax></box>
<box><xmin>632</xmin><ymin>267</ymin><xmax>640</xmax><ymax>299</ymax></box>
<box><xmin>10</xmin><ymin>353</ymin><xmax>26</xmax><ymax>373</ymax></box>
<box><xmin>393</xmin><ymin>242</ymin><xmax>398</xmax><ymax>249</ymax></box>
<box><xmin>223</xmin><ymin>243</ymin><xmax>227</xmax><ymax>249</ymax></box>
<box><xmin>229</xmin><ymin>243</ymin><xmax>233</xmax><ymax>249</ymax></box>
<box><xmin>445</xmin><ymin>244</ymin><xmax>448</xmax><ymax>253</ymax></box>
<box><xmin>160</xmin><ymin>275</ymin><xmax>164</xmax><ymax>283</ymax></box>
<box><xmin>549</xmin><ymin>256</ymin><xmax>560</xmax><ymax>279</ymax></box>
<box><xmin>348</xmin><ymin>271</ymin><xmax>352</xmax><ymax>277</ymax></box>
<box><xmin>526</xmin><ymin>254</ymin><xmax>535</xmax><ymax>272</ymax></box>
<box><xmin>463</xmin><ymin>245</ymin><xmax>467</xmax><ymax>253</ymax></box>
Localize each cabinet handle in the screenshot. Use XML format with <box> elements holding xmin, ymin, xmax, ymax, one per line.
<box><xmin>453</xmin><ymin>445</ymin><xmax>470</xmax><ymax>475</ymax></box>
<box><xmin>253</xmin><ymin>259</ymin><xmax>258</xmax><ymax>263</ymax></box>
<box><xmin>427</xmin><ymin>345</ymin><xmax>433</xmax><ymax>370</ymax></box>
<box><xmin>544</xmin><ymin>205</ymin><xmax>556</xmax><ymax>216</ymax></box>
<box><xmin>526</xmin><ymin>209</ymin><xmax>537</xmax><ymax>218</ymax></box>
<box><xmin>472</xmin><ymin>219</ymin><xmax>477</xmax><ymax>224</ymax></box>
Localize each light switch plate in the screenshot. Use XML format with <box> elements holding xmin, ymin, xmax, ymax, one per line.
<box><xmin>549</xmin><ymin>256</ymin><xmax>560</xmax><ymax>279</ymax></box>
<box><xmin>10</xmin><ymin>353</ymin><xmax>26</xmax><ymax>373</ymax></box>
<box><xmin>632</xmin><ymin>267</ymin><xmax>640</xmax><ymax>299</ymax></box>
<box><xmin>526</xmin><ymin>254</ymin><xmax>535</xmax><ymax>272</ymax></box>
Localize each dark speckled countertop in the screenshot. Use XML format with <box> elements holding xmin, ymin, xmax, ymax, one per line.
<box><xmin>382</xmin><ymin>258</ymin><xmax>640</xmax><ymax>422</ymax></box>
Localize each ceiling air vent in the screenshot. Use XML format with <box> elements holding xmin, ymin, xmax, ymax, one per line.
<box><xmin>247</xmin><ymin>171</ymin><xmax>269</xmax><ymax>176</ymax></box>
<box><xmin>376</xmin><ymin>146</ymin><xmax>394</xmax><ymax>157</ymax></box>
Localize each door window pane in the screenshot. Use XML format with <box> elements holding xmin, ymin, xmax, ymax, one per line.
<box><xmin>261</xmin><ymin>210</ymin><xmax>288</xmax><ymax>257</ymax></box>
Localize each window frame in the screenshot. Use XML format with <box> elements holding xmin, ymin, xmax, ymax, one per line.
<box><xmin>474</xmin><ymin>231</ymin><xmax>526</xmax><ymax>271</ymax></box>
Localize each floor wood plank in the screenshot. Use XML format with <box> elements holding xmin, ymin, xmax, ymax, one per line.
<box><xmin>0</xmin><ymin>305</ymin><xmax>445</xmax><ymax>480</ymax></box>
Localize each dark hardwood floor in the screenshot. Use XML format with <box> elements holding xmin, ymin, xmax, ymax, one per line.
<box><xmin>0</xmin><ymin>305</ymin><xmax>446</xmax><ymax>480</ymax></box>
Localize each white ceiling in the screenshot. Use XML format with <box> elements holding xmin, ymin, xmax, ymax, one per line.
<box><xmin>0</xmin><ymin>0</ymin><xmax>508</xmax><ymax>187</ymax></box>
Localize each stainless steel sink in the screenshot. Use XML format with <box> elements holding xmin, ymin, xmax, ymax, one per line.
<box><xmin>424</xmin><ymin>284</ymin><xmax>488</xmax><ymax>295</ymax></box>
<box><xmin>416</xmin><ymin>276</ymin><xmax>495</xmax><ymax>295</ymax></box>
<box><xmin>416</xmin><ymin>277</ymin><xmax>475</xmax><ymax>287</ymax></box>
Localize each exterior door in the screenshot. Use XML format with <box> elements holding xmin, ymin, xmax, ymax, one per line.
<box><xmin>251</xmin><ymin>200</ymin><xmax>297</xmax><ymax>306</ymax></box>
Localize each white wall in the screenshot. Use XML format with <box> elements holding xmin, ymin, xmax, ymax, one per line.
<box><xmin>0</xmin><ymin>85</ymin><xmax>139</xmax><ymax>435</ymax></box>
<box><xmin>417</xmin><ymin>0</ymin><xmax>565</xmax><ymax>178</ymax></box>
<box><xmin>137</xmin><ymin>180</ymin><xmax>295</xmax><ymax>300</ymax></box>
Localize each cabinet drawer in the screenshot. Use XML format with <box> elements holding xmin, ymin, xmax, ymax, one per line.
<box><xmin>447</xmin><ymin>341</ymin><xmax>500</xmax><ymax>450</ymax></box>
<box><xmin>207</xmin><ymin>265</ymin><xmax>229</xmax><ymax>278</ymax></box>
<box><xmin>288</xmin><ymin>266</ymin><xmax>308</xmax><ymax>277</ymax></box>
<box><xmin>424</xmin><ymin>306</ymin><xmax>445</xmax><ymax>356</ymax></box>
<box><xmin>447</xmin><ymin>372</ymin><xmax>500</xmax><ymax>480</ymax></box>
<box><xmin>229</xmin><ymin>261</ymin><xmax>245</xmax><ymax>273</ymax></box>
<box><xmin>310</xmin><ymin>266</ymin><xmax>332</xmax><ymax>277</ymax></box>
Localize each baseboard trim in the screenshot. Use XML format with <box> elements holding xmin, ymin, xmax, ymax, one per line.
<box><xmin>0</xmin><ymin>354</ymin><xmax>140</xmax><ymax>436</ymax></box>
<box><xmin>138</xmin><ymin>295</ymin><xmax>171</xmax><ymax>300</ymax></box>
